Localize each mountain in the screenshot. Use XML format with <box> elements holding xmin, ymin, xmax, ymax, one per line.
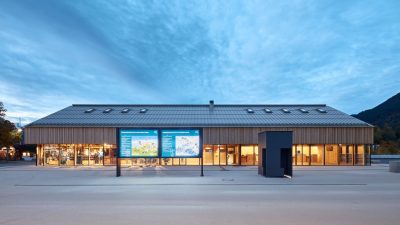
<box><xmin>353</xmin><ymin>92</ymin><xmax>400</xmax><ymax>128</ymax></box>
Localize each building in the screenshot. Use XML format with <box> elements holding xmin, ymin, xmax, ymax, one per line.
<box><xmin>24</xmin><ymin>102</ymin><xmax>373</xmax><ymax>166</ymax></box>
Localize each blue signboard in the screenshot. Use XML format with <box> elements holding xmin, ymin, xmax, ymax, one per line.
<box><xmin>120</xmin><ymin>129</ymin><xmax>158</xmax><ymax>157</ymax></box>
<box><xmin>161</xmin><ymin>130</ymin><xmax>200</xmax><ymax>157</ymax></box>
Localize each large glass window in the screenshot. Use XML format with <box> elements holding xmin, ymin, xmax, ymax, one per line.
<box><xmin>186</xmin><ymin>158</ymin><xmax>199</xmax><ymax>165</ymax></box>
<box><xmin>339</xmin><ymin>145</ymin><xmax>352</xmax><ymax>165</ymax></box>
<box><xmin>295</xmin><ymin>145</ymin><xmax>303</xmax><ymax>165</ymax></box>
<box><xmin>227</xmin><ymin>145</ymin><xmax>239</xmax><ymax>165</ymax></box>
<box><xmin>90</xmin><ymin>146</ymin><xmax>103</xmax><ymax>166</ymax></box>
<box><xmin>254</xmin><ymin>145</ymin><xmax>259</xmax><ymax>165</ymax></box>
<box><xmin>365</xmin><ymin>145</ymin><xmax>371</xmax><ymax>165</ymax></box>
<box><xmin>60</xmin><ymin>145</ymin><xmax>74</xmax><ymax>166</ymax></box>
<box><xmin>76</xmin><ymin>145</ymin><xmax>89</xmax><ymax>166</ymax></box>
<box><xmin>348</xmin><ymin>145</ymin><xmax>354</xmax><ymax>165</ymax></box>
<box><xmin>310</xmin><ymin>145</ymin><xmax>323</xmax><ymax>165</ymax></box>
<box><xmin>292</xmin><ymin>146</ymin><xmax>297</xmax><ymax>165</ymax></box>
<box><xmin>219</xmin><ymin>145</ymin><xmax>227</xmax><ymax>165</ymax></box>
<box><xmin>355</xmin><ymin>145</ymin><xmax>365</xmax><ymax>165</ymax></box>
<box><xmin>241</xmin><ymin>145</ymin><xmax>254</xmax><ymax>165</ymax></box>
<box><xmin>44</xmin><ymin>145</ymin><xmax>59</xmax><ymax>166</ymax></box>
<box><xmin>203</xmin><ymin>145</ymin><xmax>213</xmax><ymax>165</ymax></box>
<box><xmin>104</xmin><ymin>145</ymin><xmax>116</xmax><ymax>165</ymax></box>
<box><xmin>213</xmin><ymin>145</ymin><xmax>220</xmax><ymax>165</ymax></box>
<box><xmin>325</xmin><ymin>145</ymin><xmax>338</xmax><ymax>165</ymax></box>
<box><xmin>302</xmin><ymin>145</ymin><xmax>310</xmax><ymax>165</ymax></box>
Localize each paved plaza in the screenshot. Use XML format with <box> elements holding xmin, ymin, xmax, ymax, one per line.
<box><xmin>0</xmin><ymin>163</ymin><xmax>399</xmax><ymax>225</ymax></box>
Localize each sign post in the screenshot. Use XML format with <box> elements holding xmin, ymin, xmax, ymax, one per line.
<box><xmin>201</xmin><ymin>156</ymin><xmax>204</xmax><ymax>177</ymax></box>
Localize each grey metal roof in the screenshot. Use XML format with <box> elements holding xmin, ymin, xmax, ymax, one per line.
<box><xmin>26</xmin><ymin>104</ymin><xmax>372</xmax><ymax>128</ymax></box>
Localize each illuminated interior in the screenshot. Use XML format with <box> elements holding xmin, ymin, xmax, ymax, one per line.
<box><xmin>36</xmin><ymin>143</ymin><xmax>371</xmax><ymax>166</ymax></box>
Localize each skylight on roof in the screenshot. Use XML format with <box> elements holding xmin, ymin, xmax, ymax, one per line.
<box><xmin>84</xmin><ymin>108</ymin><xmax>95</xmax><ymax>113</ymax></box>
<box><xmin>316</xmin><ymin>108</ymin><xmax>327</xmax><ymax>113</ymax></box>
<box><xmin>246</xmin><ymin>108</ymin><xmax>254</xmax><ymax>113</ymax></box>
<box><xmin>264</xmin><ymin>108</ymin><xmax>272</xmax><ymax>113</ymax></box>
<box><xmin>103</xmin><ymin>108</ymin><xmax>112</xmax><ymax>113</ymax></box>
<box><xmin>139</xmin><ymin>108</ymin><xmax>148</xmax><ymax>113</ymax></box>
<box><xmin>299</xmin><ymin>108</ymin><xmax>308</xmax><ymax>113</ymax></box>
<box><xmin>121</xmin><ymin>108</ymin><xmax>130</xmax><ymax>113</ymax></box>
<box><xmin>281</xmin><ymin>108</ymin><xmax>290</xmax><ymax>113</ymax></box>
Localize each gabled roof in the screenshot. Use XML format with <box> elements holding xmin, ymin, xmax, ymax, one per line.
<box><xmin>26</xmin><ymin>104</ymin><xmax>372</xmax><ymax>128</ymax></box>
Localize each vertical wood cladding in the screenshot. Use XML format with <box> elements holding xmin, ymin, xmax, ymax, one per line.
<box><xmin>24</xmin><ymin>126</ymin><xmax>373</xmax><ymax>145</ymax></box>
<box><xmin>202</xmin><ymin>127</ymin><xmax>373</xmax><ymax>144</ymax></box>
<box><xmin>24</xmin><ymin>127</ymin><xmax>117</xmax><ymax>144</ymax></box>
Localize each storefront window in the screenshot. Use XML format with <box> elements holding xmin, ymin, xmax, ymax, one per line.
<box><xmin>203</xmin><ymin>145</ymin><xmax>213</xmax><ymax>165</ymax></box>
<box><xmin>294</xmin><ymin>145</ymin><xmax>303</xmax><ymax>165</ymax></box>
<box><xmin>310</xmin><ymin>145</ymin><xmax>323</xmax><ymax>165</ymax></box>
<box><xmin>254</xmin><ymin>145</ymin><xmax>259</xmax><ymax>165</ymax></box>
<box><xmin>60</xmin><ymin>145</ymin><xmax>74</xmax><ymax>166</ymax></box>
<box><xmin>219</xmin><ymin>145</ymin><xmax>227</xmax><ymax>165</ymax></box>
<box><xmin>162</xmin><ymin>158</ymin><xmax>173</xmax><ymax>165</ymax></box>
<box><xmin>90</xmin><ymin>146</ymin><xmax>103</xmax><ymax>166</ymax></box>
<box><xmin>76</xmin><ymin>145</ymin><xmax>88</xmax><ymax>166</ymax></box>
<box><xmin>302</xmin><ymin>145</ymin><xmax>310</xmax><ymax>165</ymax></box>
<box><xmin>339</xmin><ymin>145</ymin><xmax>351</xmax><ymax>165</ymax></box>
<box><xmin>292</xmin><ymin>146</ymin><xmax>296</xmax><ymax>165</ymax></box>
<box><xmin>44</xmin><ymin>145</ymin><xmax>59</xmax><ymax>166</ymax></box>
<box><xmin>186</xmin><ymin>158</ymin><xmax>199</xmax><ymax>165</ymax></box>
<box><xmin>104</xmin><ymin>145</ymin><xmax>116</xmax><ymax>165</ymax></box>
<box><xmin>348</xmin><ymin>145</ymin><xmax>354</xmax><ymax>165</ymax></box>
<box><xmin>325</xmin><ymin>145</ymin><xmax>338</xmax><ymax>165</ymax></box>
<box><xmin>227</xmin><ymin>145</ymin><xmax>239</xmax><ymax>165</ymax></box>
<box><xmin>213</xmin><ymin>145</ymin><xmax>220</xmax><ymax>165</ymax></box>
<box><xmin>355</xmin><ymin>145</ymin><xmax>364</xmax><ymax>165</ymax></box>
<box><xmin>241</xmin><ymin>145</ymin><xmax>254</xmax><ymax>165</ymax></box>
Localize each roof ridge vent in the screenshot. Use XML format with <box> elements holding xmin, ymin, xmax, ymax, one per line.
<box><xmin>139</xmin><ymin>108</ymin><xmax>148</xmax><ymax>113</ymax></box>
<box><xmin>316</xmin><ymin>108</ymin><xmax>327</xmax><ymax>113</ymax></box>
<box><xmin>281</xmin><ymin>108</ymin><xmax>290</xmax><ymax>113</ymax></box>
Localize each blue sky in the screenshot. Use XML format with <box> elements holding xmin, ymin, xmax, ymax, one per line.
<box><xmin>0</xmin><ymin>0</ymin><xmax>399</xmax><ymax>124</ymax></box>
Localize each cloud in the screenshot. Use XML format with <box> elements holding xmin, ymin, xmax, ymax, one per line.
<box><xmin>0</xmin><ymin>0</ymin><xmax>399</xmax><ymax>124</ymax></box>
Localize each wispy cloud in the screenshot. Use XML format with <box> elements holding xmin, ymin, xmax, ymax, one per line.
<box><xmin>0</xmin><ymin>0</ymin><xmax>399</xmax><ymax>124</ymax></box>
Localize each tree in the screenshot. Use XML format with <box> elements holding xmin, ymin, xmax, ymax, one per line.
<box><xmin>0</xmin><ymin>102</ymin><xmax>6</xmax><ymax>118</ymax></box>
<box><xmin>0</xmin><ymin>102</ymin><xmax>20</xmax><ymax>160</ymax></box>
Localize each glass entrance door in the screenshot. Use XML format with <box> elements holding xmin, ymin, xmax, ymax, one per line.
<box><xmin>227</xmin><ymin>145</ymin><xmax>239</xmax><ymax>165</ymax></box>
<box><xmin>219</xmin><ymin>145</ymin><xmax>227</xmax><ymax>165</ymax></box>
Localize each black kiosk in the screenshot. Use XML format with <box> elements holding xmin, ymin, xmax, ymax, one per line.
<box><xmin>258</xmin><ymin>131</ymin><xmax>293</xmax><ymax>178</ymax></box>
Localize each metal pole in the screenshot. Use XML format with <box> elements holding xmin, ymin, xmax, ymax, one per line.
<box><xmin>200</xmin><ymin>156</ymin><xmax>204</xmax><ymax>177</ymax></box>
<box><xmin>116</xmin><ymin>157</ymin><xmax>121</xmax><ymax>177</ymax></box>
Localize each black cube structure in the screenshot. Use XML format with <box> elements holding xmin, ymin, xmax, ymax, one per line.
<box><xmin>258</xmin><ymin>131</ymin><xmax>293</xmax><ymax>178</ymax></box>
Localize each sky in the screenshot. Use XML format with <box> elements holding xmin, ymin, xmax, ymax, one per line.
<box><xmin>0</xmin><ymin>0</ymin><xmax>399</xmax><ymax>125</ymax></box>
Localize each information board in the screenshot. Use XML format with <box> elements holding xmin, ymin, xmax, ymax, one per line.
<box><xmin>161</xmin><ymin>130</ymin><xmax>200</xmax><ymax>157</ymax></box>
<box><xmin>120</xmin><ymin>129</ymin><xmax>158</xmax><ymax>157</ymax></box>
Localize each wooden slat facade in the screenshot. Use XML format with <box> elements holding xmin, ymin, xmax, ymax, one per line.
<box><xmin>24</xmin><ymin>127</ymin><xmax>117</xmax><ymax>145</ymax></box>
<box><xmin>24</xmin><ymin>126</ymin><xmax>373</xmax><ymax>145</ymax></box>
